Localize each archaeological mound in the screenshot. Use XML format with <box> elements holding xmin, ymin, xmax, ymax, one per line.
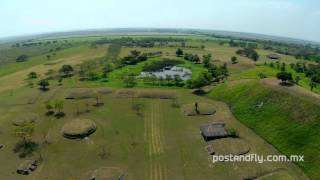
<box><xmin>62</xmin><ymin>119</ymin><xmax>97</xmax><ymax>139</ymax></box>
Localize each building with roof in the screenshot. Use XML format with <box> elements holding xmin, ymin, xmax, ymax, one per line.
<box><xmin>200</xmin><ymin>123</ymin><xmax>228</xmax><ymax>141</ymax></box>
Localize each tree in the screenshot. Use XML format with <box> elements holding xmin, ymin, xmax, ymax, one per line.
<box><xmin>165</xmin><ymin>75</ymin><xmax>173</xmax><ymax>85</ymax></box>
<box><xmin>38</xmin><ymin>79</ymin><xmax>49</xmax><ymax>91</ymax></box>
<box><xmin>14</xmin><ymin>121</ymin><xmax>37</xmax><ymax>157</ymax></box>
<box><xmin>173</xmin><ymin>75</ymin><xmax>183</xmax><ymax>87</ymax></box>
<box><xmin>236</xmin><ymin>48</ymin><xmax>259</xmax><ymax>61</ymax></box>
<box><xmin>176</xmin><ymin>49</ymin><xmax>184</xmax><ymax>57</ymax></box>
<box><xmin>276</xmin><ymin>71</ymin><xmax>293</xmax><ymax>85</ymax></box>
<box><xmin>58</xmin><ymin>78</ymin><xmax>63</xmax><ymax>86</ymax></box>
<box><xmin>192</xmin><ymin>54</ymin><xmax>200</xmax><ymax>63</ymax></box>
<box><xmin>250</xmin><ymin>52</ymin><xmax>259</xmax><ymax>61</ymax></box>
<box><xmin>16</xmin><ymin>55</ymin><xmax>29</xmax><ymax>62</ymax></box>
<box><xmin>130</xmin><ymin>50</ymin><xmax>141</xmax><ymax>57</ymax></box>
<box><xmin>231</xmin><ymin>56</ymin><xmax>238</xmax><ymax>64</ymax></box>
<box><xmin>59</xmin><ymin>64</ymin><xmax>74</xmax><ymax>77</ymax></box>
<box><xmin>310</xmin><ymin>81</ymin><xmax>317</xmax><ymax>91</ymax></box>
<box><xmin>28</xmin><ymin>72</ymin><xmax>38</xmax><ymax>79</ymax></box>
<box><xmin>102</xmin><ymin>64</ymin><xmax>113</xmax><ymax>78</ymax></box>
<box><xmin>189</xmin><ymin>73</ymin><xmax>209</xmax><ymax>89</ymax></box>
<box><xmin>14</xmin><ymin>121</ymin><xmax>35</xmax><ymax>143</ymax></box>
<box><xmin>87</xmin><ymin>72</ymin><xmax>100</xmax><ymax>81</ymax></box>
<box><xmin>123</xmin><ymin>73</ymin><xmax>137</xmax><ymax>88</ymax></box>
<box><xmin>54</xmin><ymin>100</ymin><xmax>65</xmax><ymax>118</ymax></box>
<box><xmin>280</xmin><ymin>62</ymin><xmax>286</xmax><ymax>71</ymax></box>
<box><xmin>203</xmin><ymin>54</ymin><xmax>212</xmax><ymax>68</ymax></box>
<box><xmin>295</xmin><ymin>76</ymin><xmax>301</xmax><ymax>85</ymax></box>
<box><xmin>45</xmin><ymin>101</ymin><xmax>54</xmax><ymax>116</ymax></box>
<box><xmin>54</xmin><ymin>100</ymin><xmax>64</xmax><ymax>113</ymax></box>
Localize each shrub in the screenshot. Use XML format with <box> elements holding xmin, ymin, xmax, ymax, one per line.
<box><xmin>258</xmin><ymin>73</ymin><xmax>267</xmax><ymax>79</ymax></box>
<box><xmin>227</xmin><ymin>128</ymin><xmax>239</xmax><ymax>138</ymax></box>
<box><xmin>16</xmin><ymin>55</ymin><xmax>29</xmax><ymax>62</ymax></box>
<box><xmin>14</xmin><ymin>140</ymin><xmax>38</xmax><ymax>158</ymax></box>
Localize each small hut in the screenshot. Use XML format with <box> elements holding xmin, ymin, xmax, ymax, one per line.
<box><xmin>267</xmin><ymin>54</ymin><xmax>281</xmax><ymax>60</ymax></box>
<box><xmin>200</xmin><ymin>123</ymin><xmax>228</xmax><ymax>141</ymax></box>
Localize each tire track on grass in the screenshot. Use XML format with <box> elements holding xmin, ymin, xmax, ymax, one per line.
<box><xmin>145</xmin><ymin>100</ymin><xmax>166</xmax><ymax>180</ymax></box>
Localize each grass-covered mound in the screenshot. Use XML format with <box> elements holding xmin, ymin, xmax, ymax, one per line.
<box><xmin>65</xmin><ymin>88</ymin><xmax>95</xmax><ymax>99</ymax></box>
<box><xmin>182</xmin><ymin>103</ymin><xmax>216</xmax><ymax>116</ymax></box>
<box><xmin>115</xmin><ymin>89</ymin><xmax>176</xmax><ymax>99</ymax></box>
<box><xmin>256</xmin><ymin>170</ymin><xmax>295</xmax><ymax>180</ymax></box>
<box><xmin>12</xmin><ymin>113</ymin><xmax>38</xmax><ymax>126</ymax></box>
<box><xmin>87</xmin><ymin>167</ymin><xmax>124</xmax><ymax>180</ymax></box>
<box><xmin>115</xmin><ymin>89</ymin><xmax>136</xmax><ymax>98</ymax></box>
<box><xmin>96</xmin><ymin>87</ymin><xmax>113</xmax><ymax>94</ymax></box>
<box><xmin>136</xmin><ymin>89</ymin><xmax>176</xmax><ymax>99</ymax></box>
<box><xmin>208</xmin><ymin>80</ymin><xmax>320</xmax><ymax>179</ymax></box>
<box><xmin>62</xmin><ymin>119</ymin><xmax>96</xmax><ymax>139</ymax></box>
<box><xmin>208</xmin><ymin>138</ymin><xmax>250</xmax><ymax>155</ymax></box>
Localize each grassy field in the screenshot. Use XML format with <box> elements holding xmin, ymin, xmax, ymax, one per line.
<box><xmin>0</xmin><ymin>85</ymin><xmax>308</xmax><ymax>180</ymax></box>
<box><xmin>0</xmin><ymin>34</ymin><xmax>318</xmax><ymax>179</ymax></box>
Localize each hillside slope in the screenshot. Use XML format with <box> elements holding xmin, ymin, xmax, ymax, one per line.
<box><xmin>208</xmin><ymin>80</ymin><xmax>320</xmax><ymax>179</ymax></box>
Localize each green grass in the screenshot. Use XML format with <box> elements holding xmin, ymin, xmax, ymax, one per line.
<box><xmin>208</xmin><ymin>80</ymin><xmax>320</xmax><ymax>179</ymax></box>
<box><xmin>229</xmin><ymin>65</ymin><xmax>278</xmax><ymax>80</ymax></box>
<box><xmin>0</xmin><ymin>46</ymin><xmax>87</xmax><ymax>78</ymax></box>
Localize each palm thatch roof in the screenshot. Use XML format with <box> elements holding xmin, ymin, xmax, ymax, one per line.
<box><xmin>200</xmin><ymin>123</ymin><xmax>228</xmax><ymax>141</ymax></box>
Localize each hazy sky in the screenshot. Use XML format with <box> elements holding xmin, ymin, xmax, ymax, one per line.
<box><xmin>1</xmin><ymin>0</ymin><xmax>319</xmax><ymax>41</ymax></box>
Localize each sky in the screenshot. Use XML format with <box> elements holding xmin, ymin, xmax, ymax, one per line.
<box><xmin>0</xmin><ymin>0</ymin><xmax>319</xmax><ymax>41</ymax></box>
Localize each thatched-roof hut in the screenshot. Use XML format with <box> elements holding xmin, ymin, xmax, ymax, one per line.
<box><xmin>200</xmin><ymin>123</ymin><xmax>228</xmax><ymax>141</ymax></box>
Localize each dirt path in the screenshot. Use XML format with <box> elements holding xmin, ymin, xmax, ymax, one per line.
<box><xmin>144</xmin><ymin>100</ymin><xmax>167</xmax><ymax>180</ymax></box>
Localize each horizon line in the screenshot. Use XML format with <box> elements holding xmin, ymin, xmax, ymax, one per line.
<box><xmin>0</xmin><ymin>27</ymin><xmax>319</xmax><ymax>45</ymax></box>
